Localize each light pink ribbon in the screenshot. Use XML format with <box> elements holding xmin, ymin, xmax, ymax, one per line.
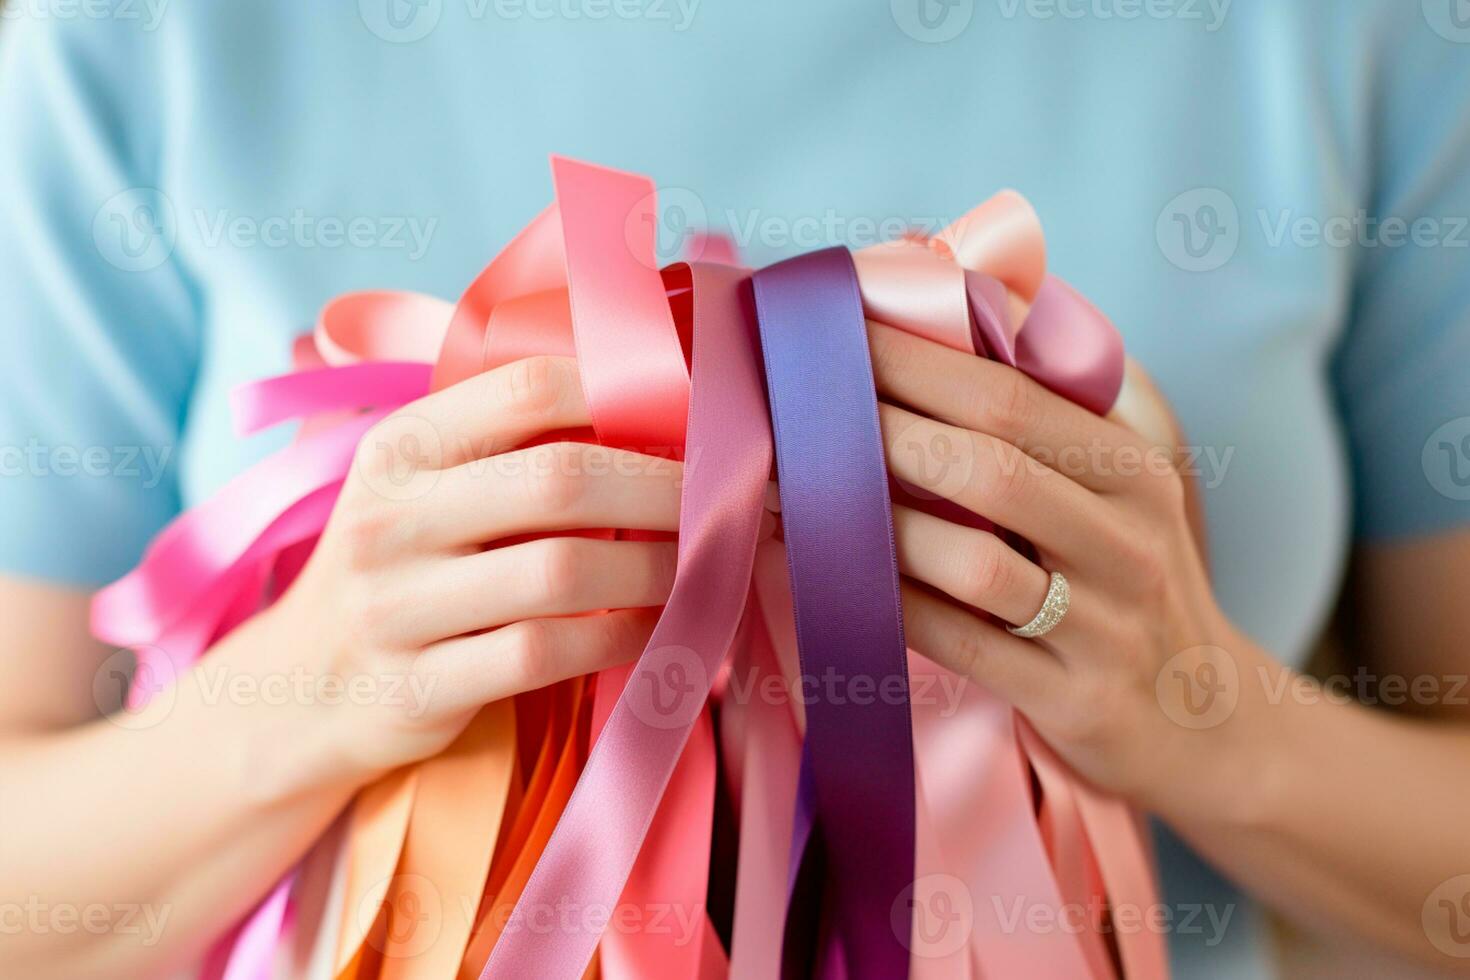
<box><xmin>91</xmin><ymin>159</ymin><xmax>1166</xmax><ymax>980</ymax></box>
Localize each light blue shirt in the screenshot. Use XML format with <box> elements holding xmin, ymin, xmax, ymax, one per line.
<box><xmin>3</xmin><ymin>2</ymin><xmax>1469</xmax><ymax>975</ymax></box>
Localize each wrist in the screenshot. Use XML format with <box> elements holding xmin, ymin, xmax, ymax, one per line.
<box><xmin>1143</xmin><ymin>626</ymin><xmax>1291</xmax><ymax>834</ymax></box>
<box><xmin>178</xmin><ymin>602</ymin><xmax>374</xmax><ymax>807</ymax></box>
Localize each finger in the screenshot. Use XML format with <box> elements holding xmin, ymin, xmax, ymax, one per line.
<box><xmin>396</xmin><ymin>538</ymin><xmax>676</xmax><ymax>646</ymax></box>
<box><xmin>867</xmin><ymin>320</ymin><xmax>1141</xmax><ymax>492</ymax></box>
<box><xmin>880</xmin><ymin>402</ymin><xmax>1113</xmax><ymax>567</ymax></box>
<box><xmin>412</xmin><ymin>607</ymin><xmax>659</xmax><ymax>717</ymax></box>
<box><xmin>419</xmin><ymin>441</ymin><xmax>683</xmax><ymax>549</ymax></box>
<box><xmin>383</xmin><ymin>355</ymin><xmax>591</xmax><ymax>471</ymax></box>
<box><xmin>900</xmin><ymin>580</ymin><xmax>1066</xmax><ymax>716</ymax></box>
<box><xmin>893</xmin><ymin>504</ymin><xmax>1050</xmax><ymax>628</ymax></box>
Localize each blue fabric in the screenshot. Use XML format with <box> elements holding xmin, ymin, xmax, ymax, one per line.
<box><xmin>2</xmin><ymin>3</ymin><xmax>1469</xmax><ymax>975</ymax></box>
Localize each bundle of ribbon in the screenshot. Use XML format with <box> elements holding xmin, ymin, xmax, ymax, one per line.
<box><xmin>92</xmin><ymin>157</ymin><xmax>1170</xmax><ymax>980</ymax></box>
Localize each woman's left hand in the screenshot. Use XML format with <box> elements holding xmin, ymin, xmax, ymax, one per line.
<box><xmin>868</xmin><ymin>319</ymin><xmax>1256</xmax><ymax>820</ymax></box>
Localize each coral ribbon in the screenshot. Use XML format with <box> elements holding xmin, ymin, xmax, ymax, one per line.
<box><xmin>482</xmin><ymin>256</ymin><xmax>771</xmax><ymax>977</ymax></box>
<box><xmin>90</xmin><ymin>156</ymin><xmax>1168</xmax><ymax>980</ymax></box>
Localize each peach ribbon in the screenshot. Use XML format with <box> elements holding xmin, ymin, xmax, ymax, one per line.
<box><xmin>92</xmin><ymin>157</ymin><xmax>1169</xmax><ymax>980</ymax></box>
<box><xmin>732</xmin><ymin>193</ymin><xmax>1165</xmax><ymax>979</ymax></box>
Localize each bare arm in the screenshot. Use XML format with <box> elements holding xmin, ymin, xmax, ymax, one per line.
<box><xmin>1169</xmin><ymin>531</ymin><xmax>1470</xmax><ymax>971</ymax></box>
<box><xmin>0</xmin><ymin>357</ymin><xmax>678</xmax><ymax>978</ymax></box>
<box><xmin>865</xmin><ymin>320</ymin><xmax>1470</xmax><ymax>972</ymax></box>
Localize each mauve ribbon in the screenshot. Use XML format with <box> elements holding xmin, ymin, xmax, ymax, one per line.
<box><xmin>481</xmin><ymin>260</ymin><xmax>772</xmax><ymax>978</ymax></box>
<box><xmin>752</xmin><ymin>246</ymin><xmax>917</xmax><ymax>980</ymax></box>
<box><xmin>849</xmin><ymin>210</ymin><xmax>1168</xmax><ymax>980</ymax></box>
<box><xmin>90</xmin><ymin>158</ymin><xmax>1169</xmax><ymax>980</ymax></box>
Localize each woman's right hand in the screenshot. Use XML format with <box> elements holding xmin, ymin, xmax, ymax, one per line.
<box><xmin>238</xmin><ymin>354</ymin><xmax>682</xmax><ymax>785</ymax></box>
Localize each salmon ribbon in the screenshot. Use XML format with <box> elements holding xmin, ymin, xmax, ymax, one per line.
<box><xmin>90</xmin><ymin>157</ymin><xmax>1169</xmax><ymax>980</ymax></box>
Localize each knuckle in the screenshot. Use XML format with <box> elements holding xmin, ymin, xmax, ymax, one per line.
<box><xmin>499</xmin><ymin>355</ymin><xmax>569</xmax><ymax>417</ymax></box>
<box><xmin>1116</xmin><ymin>526</ymin><xmax>1167</xmax><ymax>597</ymax></box>
<box><xmin>868</xmin><ymin>323</ymin><xmax>911</xmax><ymax>383</ymax></box>
<box><xmin>646</xmin><ymin>543</ymin><xmax>679</xmax><ymax>598</ymax></box>
<box><xmin>1053</xmin><ymin>708</ymin><xmax>1106</xmax><ymax>750</ymax></box>
<box><xmin>951</xmin><ymin>624</ymin><xmax>988</xmax><ymax>679</ymax></box>
<box><xmin>1052</xmin><ymin>678</ymin><xmax>1118</xmax><ymax>747</ymax></box>
<box><xmin>961</xmin><ymin>535</ymin><xmax>1011</xmax><ymax>606</ymax></box>
<box><xmin>352</xmin><ymin>414</ymin><xmax>442</xmax><ymax>498</ymax></box>
<box><xmin>533</xmin><ymin>537</ymin><xmax>586</xmax><ymax>599</ymax></box>
<box><xmin>976</xmin><ymin>438</ymin><xmax>1031</xmax><ymax>511</ymax></box>
<box><xmin>972</xmin><ymin>370</ymin><xmax>1035</xmax><ymax>441</ymax></box>
<box><xmin>523</xmin><ymin>443</ymin><xmax>588</xmax><ymax>513</ymax></box>
<box><xmin>597</xmin><ymin>608</ymin><xmax>641</xmax><ymax>653</ymax></box>
<box><xmin>503</xmin><ymin>619</ymin><xmax>556</xmax><ymax>689</ymax></box>
<box><xmin>335</xmin><ymin>502</ymin><xmax>397</xmax><ymax>567</ymax></box>
<box><xmin>353</xmin><ymin>419</ymin><xmax>395</xmax><ymax>476</ymax></box>
<box><xmin>344</xmin><ymin>578</ymin><xmax>395</xmax><ymax>636</ymax></box>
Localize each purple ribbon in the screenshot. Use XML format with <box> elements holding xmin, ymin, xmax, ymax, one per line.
<box><xmin>752</xmin><ymin>247</ymin><xmax>916</xmax><ymax>979</ymax></box>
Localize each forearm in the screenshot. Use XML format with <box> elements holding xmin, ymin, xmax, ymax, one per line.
<box><xmin>0</xmin><ymin>358</ymin><xmax>685</xmax><ymax>977</ymax></box>
<box><xmin>0</xmin><ymin>612</ymin><xmax>364</xmax><ymax>979</ymax></box>
<box><xmin>1161</xmin><ymin>647</ymin><xmax>1470</xmax><ymax>972</ymax></box>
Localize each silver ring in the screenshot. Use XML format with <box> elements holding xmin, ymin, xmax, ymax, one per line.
<box><xmin>1007</xmin><ymin>571</ymin><xmax>1070</xmax><ymax>639</ymax></box>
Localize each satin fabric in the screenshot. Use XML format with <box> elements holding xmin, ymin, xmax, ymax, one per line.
<box><xmin>90</xmin><ymin>156</ymin><xmax>1167</xmax><ymax>980</ymax></box>
<box><xmin>482</xmin><ymin>259</ymin><xmax>772</xmax><ymax>978</ymax></box>
<box><xmin>751</xmin><ymin>247</ymin><xmax>916</xmax><ymax>980</ymax></box>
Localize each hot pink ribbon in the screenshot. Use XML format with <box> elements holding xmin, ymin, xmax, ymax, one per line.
<box><xmin>91</xmin><ymin>157</ymin><xmax>1168</xmax><ymax>980</ymax></box>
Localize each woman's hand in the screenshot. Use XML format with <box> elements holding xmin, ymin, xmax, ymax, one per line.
<box><xmin>868</xmin><ymin>320</ymin><xmax>1252</xmax><ymax>821</ymax></box>
<box><xmin>235</xmin><ymin>354</ymin><xmax>682</xmax><ymax>785</ymax></box>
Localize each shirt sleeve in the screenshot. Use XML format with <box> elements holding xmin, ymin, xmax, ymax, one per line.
<box><xmin>0</xmin><ymin>13</ymin><xmax>199</xmax><ymax>586</ymax></box>
<box><xmin>1331</xmin><ymin>16</ymin><xmax>1470</xmax><ymax>541</ymax></box>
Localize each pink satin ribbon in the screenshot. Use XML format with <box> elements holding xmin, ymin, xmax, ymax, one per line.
<box><xmin>734</xmin><ymin>194</ymin><xmax>1164</xmax><ymax>980</ymax></box>
<box><xmin>90</xmin><ymin>157</ymin><xmax>1168</xmax><ymax>980</ymax></box>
